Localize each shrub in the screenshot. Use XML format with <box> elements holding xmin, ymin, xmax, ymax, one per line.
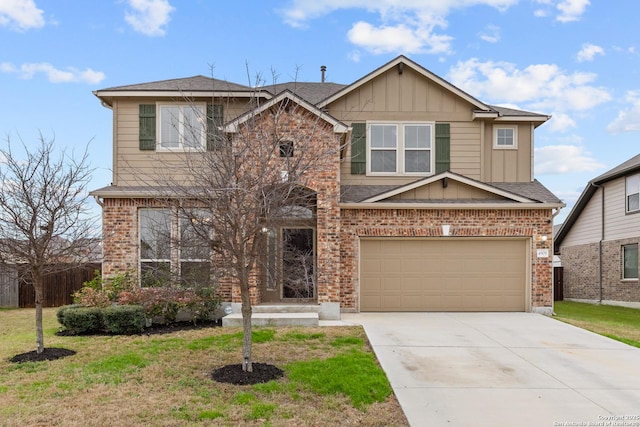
<box><xmin>102</xmin><ymin>305</ymin><xmax>146</xmax><ymax>335</ymax></box>
<box><xmin>72</xmin><ymin>286</ymin><xmax>111</xmax><ymax>308</ymax></box>
<box><xmin>118</xmin><ymin>286</ymin><xmax>219</xmax><ymax>324</ymax></box>
<box><xmin>59</xmin><ymin>306</ymin><xmax>103</xmax><ymax>335</ymax></box>
<box><xmin>56</xmin><ymin>304</ymin><xmax>84</xmax><ymax>326</ymax></box>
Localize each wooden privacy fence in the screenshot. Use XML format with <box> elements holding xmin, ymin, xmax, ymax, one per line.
<box><xmin>17</xmin><ymin>264</ymin><xmax>101</xmax><ymax>308</ymax></box>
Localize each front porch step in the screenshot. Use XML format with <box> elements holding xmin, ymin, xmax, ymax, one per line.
<box><xmin>222</xmin><ymin>312</ymin><xmax>319</xmax><ymax>327</ymax></box>
<box><xmin>252</xmin><ymin>304</ymin><xmax>320</xmax><ymax>314</ymax></box>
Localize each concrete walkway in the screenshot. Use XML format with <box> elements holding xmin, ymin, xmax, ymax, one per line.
<box><xmin>341</xmin><ymin>312</ymin><xmax>640</xmax><ymax>427</ymax></box>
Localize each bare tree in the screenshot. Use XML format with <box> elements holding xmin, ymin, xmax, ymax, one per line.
<box><xmin>145</xmin><ymin>70</ymin><xmax>343</xmax><ymax>372</ymax></box>
<box><xmin>0</xmin><ymin>135</ymin><xmax>96</xmax><ymax>354</ymax></box>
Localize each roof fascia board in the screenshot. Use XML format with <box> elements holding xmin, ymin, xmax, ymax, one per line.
<box><xmin>317</xmin><ymin>55</ymin><xmax>492</xmax><ymax>111</ymax></box>
<box><xmin>362</xmin><ymin>171</ymin><xmax>534</xmax><ymax>203</ymax></box>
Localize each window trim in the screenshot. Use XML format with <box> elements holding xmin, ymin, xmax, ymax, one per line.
<box><xmin>493</xmin><ymin>125</ymin><xmax>518</xmax><ymax>149</ymax></box>
<box><xmin>366</xmin><ymin>121</ymin><xmax>434</xmax><ymax>176</ymax></box>
<box><xmin>139</xmin><ymin>207</ymin><xmax>212</xmax><ymax>287</ymax></box>
<box><xmin>156</xmin><ymin>102</ymin><xmax>206</xmax><ymax>152</ymax></box>
<box><xmin>625</xmin><ymin>174</ymin><xmax>640</xmax><ymax>214</ymax></box>
<box><xmin>622</xmin><ymin>243</ymin><xmax>639</xmax><ymax>280</ymax></box>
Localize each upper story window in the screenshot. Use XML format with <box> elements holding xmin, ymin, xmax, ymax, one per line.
<box><xmin>157</xmin><ymin>103</ymin><xmax>206</xmax><ymax>151</ymax></box>
<box><xmin>494</xmin><ymin>126</ymin><xmax>517</xmax><ymax>149</ymax></box>
<box><xmin>368</xmin><ymin>122</ymin><xmax>432</xmax><ymax>175</ymax></box>
<box><xmin>626</xmin><ymin>174</ymin><xmax>640</xmax><ymax>213</ymax></box>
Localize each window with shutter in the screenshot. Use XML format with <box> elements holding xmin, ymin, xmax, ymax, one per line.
<box><xmin>139</xmin><ymin>104</ymin><xmax>156</xmax><ymax>150</ymax></box>
<box><xmin>351</xmin><ymin>123</ymin><xmax>366</xmax><ymax>175</ymax></box>
<box><xmin>435</xmin><ymin>123</ymin><xmax>450</xmax><ymax>173</ymax></box>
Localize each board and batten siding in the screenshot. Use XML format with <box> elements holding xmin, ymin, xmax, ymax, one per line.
<box><xmin>482</xmin><ymin>122</ymin><xmax>533</xmax><ymax>183</ymax></box>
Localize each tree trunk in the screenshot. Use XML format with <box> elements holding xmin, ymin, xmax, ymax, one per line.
<box><xmin>240</xmin><ymin>271</ymin><xmax>253</xmax><ymax>372</ymax></box>
<box><xmin>34</xmin><ymin>276</ymin><xmax>44</xmax><ymax>354</ymax></box>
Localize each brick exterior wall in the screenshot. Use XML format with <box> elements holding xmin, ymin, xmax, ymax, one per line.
<box><xmin>562</xmin><ymin>238</ymin><xmax>640</xmax><ymax>303</ymax></box>
<box><xmin>339</xmin><ymin>208</ymin><xmax>555</xmax><ymax>311</ymax></box>
<box><xmin>559</xmin><ymin>242</ymin><xmax>600</xmax><ymax>300</ymax></box>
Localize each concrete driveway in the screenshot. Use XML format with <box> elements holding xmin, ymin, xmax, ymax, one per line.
<box><xmin>341</xmin><ymin>312</ymin><xmax>640</xmax><ymax>427</ymax></box>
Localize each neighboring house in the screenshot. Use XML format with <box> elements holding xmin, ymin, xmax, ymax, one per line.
<box><xmin>554</xmin><ymin>154</ymin><xmax>640</xmax><ymax>307</ymax></box>
<box><xmin>91</xmin><ymin>55</ymin><xmax>563</xmax><ymax>318</ymax></box>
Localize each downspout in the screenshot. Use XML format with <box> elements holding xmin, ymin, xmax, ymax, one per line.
<box><xmin>591</xmin><ymin>182</ymin><xmax>604</xmax><ymax>303</ymax></box>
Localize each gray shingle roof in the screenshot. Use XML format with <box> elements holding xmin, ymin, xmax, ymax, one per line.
<box><xmin>489</xmin><ymin>105</ymin><xmax>550</xmax><ymax>118</ymax></box>
<box><xmin>98</xmin><ymin>75</ymin><xmax>254</xmax><ymax>93</ymax></box>
<box><xmin>264</xmin><ymin>82</ymin><xmax>347</xmax><ymax>105</ymax></box>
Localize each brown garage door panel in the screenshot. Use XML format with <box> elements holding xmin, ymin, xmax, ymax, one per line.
<box><xmin>361</xmin><ymin>239</ymin><xmax>527</xmax><ymax>312</ymax></box>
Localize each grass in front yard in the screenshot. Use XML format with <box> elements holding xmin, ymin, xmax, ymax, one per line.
<box><xmin>554</xmin><ymin>301</ymin><xmax>640</xmax><ymax>348</ymax></box>
<box><xmin>0</xmin><ymin>308</ymin><xmax>408</xmax><ymax>426</ymax></box>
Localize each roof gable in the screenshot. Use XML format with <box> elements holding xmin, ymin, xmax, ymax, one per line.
<box><xmin>317</xmin><ymin>55</ymin><xmax>492</xmax><ymax>111</ymax></box>
<box><xmin>362</xmin><ymin>171</ymin><xmax>534</xmax><ymax>203</ymax></box>
<box><xmin>224</xmin><ymin>90</ymin><xmax>348</xmax><ymax>134</ymax></box>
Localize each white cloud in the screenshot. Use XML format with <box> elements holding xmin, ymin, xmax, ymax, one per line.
<box><xmin>533</xmin><ymin>0</ymin><xmax>589</xmax><ymax>22</ymax></box>
<box><xmin>0</xmin><ymin>0</ymin><xmax>44</xmax><ymax>31</ymax></box>
<box><xmin>280</xmin><ymin>0</ymin><xmax>518</xmax><ymax>56</ymax></box>
<box><xmin>347</xmin><ymin>21</ymin><xmax>453</xmax><ymax>55</ymax></box>
<box><xmin>556</xmin><ymin>0</ymin><xmax>589</xmax><ymax>22</ymax></box>
<box><xmin>576</xmin><ymin>43</ymin><xmax>604</xmax><ymax>62</ymax></box>
<box><xmin>479</xmin><ymin>24</ymin><xmax>500</xmax><ymax>43</ymax></box>
<box><xmin>607</xmin><ymin>90</ymin><xmax>640</xmax><ymax>133</ymax></box>
<box><xmin>124</xmin><ymin>0</ymin><xmax>174</xmax><ymax>37</ymax></box>
<box><xmin>535</xmin><ymin>144</ymin><xmax>604</xmax><ymax>174</ymax></box>
<box><xmin>1</xmin><ymin>62</ymin><xmax>105</xmax><ymax>84</ymax></box>
<box><xmin>546</xmin><ymin>112</ymin><xmax>576</xmax><ymax>132</ymax></box>
<box><xmin>447</xmin><ymin>58</ymin><xmax>611</xmax><ymax>115</ymax></box>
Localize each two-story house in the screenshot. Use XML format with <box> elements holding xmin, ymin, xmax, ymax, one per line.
<box><xmin>554</xmin><ymin>154</ymin><xmax>640</xmax><ymax>307</ymax></box>
<box><xmin>91</xmin><ymin>55</ymin><xmax>564</xmax><ymax>319</ymax></box>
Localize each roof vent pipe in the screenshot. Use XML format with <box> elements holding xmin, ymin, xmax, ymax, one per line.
<box><xmin>321</xmin><ymin>65</ymin><xmax>326</xmax><ymax>83</ymax></box>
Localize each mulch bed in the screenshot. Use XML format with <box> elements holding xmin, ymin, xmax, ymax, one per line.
<box><xmin>10</xmin><ymin>347</ymin><xmax>77</xmax><ymax>363</ymax></box>
<box><xmin>212</xmin><ymin>362</ymin><xmax>284</xmax><ymax>385</ymax></box>
<box><xmin>12</xmin><ymin>321</ymin><xmax>284</xmax><ymax>386</ymax></box>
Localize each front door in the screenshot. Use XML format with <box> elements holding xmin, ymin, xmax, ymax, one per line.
<box><xmin>262</xmin><ymin>227</ymin><xmax>316</xmax><ymax>303</ymax></box>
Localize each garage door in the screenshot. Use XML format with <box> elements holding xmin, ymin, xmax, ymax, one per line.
<box><xmin>360</xmin><ymin>239</ymin><xmax>527</xmax><ymax>312</ymax></box>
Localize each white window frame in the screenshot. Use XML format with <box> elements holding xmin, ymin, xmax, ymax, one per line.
<box><xmin>626</xmin><ymin>174</ymin><xmax>640</xmax><ymax>213</ymax></box>
<box><xmin>494</xmin><ymin>125</ymin><xmax>518</xmax><ymax>149</ymax></box>
<box><xmin>156</xmin><ymin>103</ymin><xmax>206</xmax><ymax>151</ymax></box>
<box><xmin>366</xmin><ymin>121</ymin><xmax>434</xmax><ymax>176</ymax></box>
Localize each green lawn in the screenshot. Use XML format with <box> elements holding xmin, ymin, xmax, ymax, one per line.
<box><xmin>0</xmin><ymin>308</ymin><xmax>408</xmax><ymax>426</ymax></box>
<box><xmin>554</xmin><ymin>301</ymin><xmax>640</xmax><ymax>348</ymax></box>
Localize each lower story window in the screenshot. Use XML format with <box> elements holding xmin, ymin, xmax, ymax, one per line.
<box><xmin>139</xmin><ymin>208</ymin><xmax>212</xmax><ymax>287</ymax></box>
<box><xmin>622</xmin><ymin>244</ymin><xmax>638</xmax><ymax>279</ymax></box>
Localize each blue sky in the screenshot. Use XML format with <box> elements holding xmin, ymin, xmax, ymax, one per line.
<box><xmin>1</xmin><ymin>0</ymin><xmax>639</xmax><ymax>224</ymax></box>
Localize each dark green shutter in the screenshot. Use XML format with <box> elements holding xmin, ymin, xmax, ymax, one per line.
<box><xmin>351</xmin><ymin>123</ymin><xmax>366</xmax><ymax>175</ymax></box>
<box><xmin>435</xmin><ymin>123</ymin><xmax>450</xmax><ymax>173</ymax></box>
<box><xmin>207</xmin><ymin>104</ymin><xmax>224</xmax><ymax>150</ymax></box>
<box><xmin>139</xmin><ymin>104</ymin><xmax>156</xmax><ymax>150</ymax></box>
